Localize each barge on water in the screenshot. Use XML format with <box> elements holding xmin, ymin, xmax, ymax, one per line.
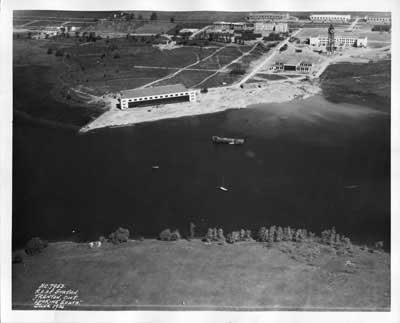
<box><xmin>212</xmin><ymin>136</ymin><xmax>244</xmax><ymax>145</ymax></box>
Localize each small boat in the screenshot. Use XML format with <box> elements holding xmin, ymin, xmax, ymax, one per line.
<box><xmin>344</xmin><ymin>185</ymin><xmax>359</xmax><ymax>189</ymax></box>
<box><xmin>219</xmin><ymin>177</ymin><xmax>228</xmax><ymax>192</ymax></box>
<box><xmin>152</xmin><ymin>165</ymin><xmax>160</xmax><ymax>170</ymax></box>
<box><xmin>212</xmin><ymin>136</ymin><xmax>244</xmax><ymax>145</ymax></box>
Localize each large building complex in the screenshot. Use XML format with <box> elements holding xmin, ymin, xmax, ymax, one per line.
<box><xmin>309</xmin><ymin>14</ymin><xmax>351</xmax><ymax>23</ymax></box>
<box><xmin>247</xmin><ymin>12</ymin><xmax>290</xmax><ymax>22</ymax></box>
<box><xmin>119</xmin><ymin>84</ymin><xmax>196</xmax><ymax>109</ymax></box>
<box><xmin>212</xmin><ymin>22</ymin><xmax>249</xmax><ymax>31</ymax></box>
<box><xmin>309</xmin><ymin>35</ymin><xmax>368</xmax><ymax>47</ymax></box>
<box><xmin>254</xmin><ymin>22</ymin><xmax>288</xmax><ymax>34</ymax></box>
<box><xmin>365</xmin><ymin>16</ymin><xmax>391</xmax><ymax>24</ymax></box>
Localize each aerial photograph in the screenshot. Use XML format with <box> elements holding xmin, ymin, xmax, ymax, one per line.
<box><xmin>10</xmin><ymin>7</ymin><xmax>391</xmax><ymax>312</ymax></box>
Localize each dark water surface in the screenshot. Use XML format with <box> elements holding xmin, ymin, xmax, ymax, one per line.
<box><xmin>12</xmin><ymin>92</ymin><xmax>390</xmax><ymax>248</ymax></box>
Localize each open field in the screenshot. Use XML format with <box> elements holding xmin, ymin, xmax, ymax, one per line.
<box><xmin>199</xmin><ymin>72</ymin><xmax>242</xmax><ymax>88</ymax></box>
<box><xmin>134</xmin><ymin>21</ymin><xmax>177</xmax><ymax>34</ymax></box>
<box><xmin>12</xmin><ymin>239</ymin><xmax>390</xmax><ymax>310</ymax></box>
<box><xmin>152</xmin><ymin>70</ymin><xmax>215</xmax><ymax>88</ymax></box>
<box><xmin>191</xmin><ymin>47</ymin><xmax>244</xmax><ymax>70</ymax></box>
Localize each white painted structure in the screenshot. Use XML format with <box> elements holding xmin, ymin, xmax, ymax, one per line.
<box><xmin>270</xmin><ymin>61</ymin><xmax>313</xmax><ymax>73</ymax></box>
<box><xmin>247</xmin><ymin>12</ymin><xmax>290</xmax><ymax>22</ymax></box>
<box><xmin>254</xmin><ymin>22</ymin><xmax>288</xmax><ymax>33</ymax></box>
<box><xmin>366</xmin><ymin>16</ymin><xmax>391</xmax><ymax>24</ymax></box>
<box><xmin>309</xmin><ymin>14</ymin><xmax>351</xmax><ymax>23</ymax></box>
<box><xmin>212</xmin><ymin>22</ymin><xmax>248</xmax><ymax>31</ymax></box>
<box><xmin>310</xmin><ymin>35</ymin><xmax>368</xmax><ymax>47</ymax></box>
<box><xmin>120</xmin><ymin>84</ymin><xmax>196</xmax><ymax>110</ymax></box>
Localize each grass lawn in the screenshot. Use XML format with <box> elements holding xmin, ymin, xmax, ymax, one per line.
<box><xmin>153</xmin><ymin>70</ymin><xmax>215</xmax><ymax>88</ymax></box>
<box><xmin>254</xmin><ymin>74</ymin><xmax>288</xmax><ymax>81</ymax></box>
<box><xmin>12</xmin><ymin>239</ymin><xmax>390</xmax><ymax>310</ymax></box>
<box><xmin>200</xmin><ymin>72</ymin><xmax>242</xmax><ymax>88</ymax></box>
<box><xmin>192</xmin><ymin>47</ymin><xmax>244</xmax><ymax>70</ymax></box>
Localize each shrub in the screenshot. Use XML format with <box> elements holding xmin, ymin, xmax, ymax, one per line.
<box><xmin>99</xmin><ymin>236</ymin><xmax>107</xmax><ymax>243</ymax></box>
<box><xmin>170</xmin><ymin>229</ymin><xmax>181</xmax><ymax>241</ymax></box>
<box><xmin>47</xmin><ymin>48</ymin><xmax>53</xmax><ymax>54</ymax></box>
<box><xmin>108</xmin><ymin>227</ymin><xmax>130</xmax><ymax>244</ymax></box>
<box><xmin>25</xmin><ymin>237</ymin><xmax>48</xmax><ymax>255</ymax></box>
<box><xmin>217</xmin><ymin>228</ymin><xmax>225</xmax><ymax>241</ymax></box>
<box><xmin>55</xmin><ymin>49</ymin><xmax>64</xmax><ymax>57</ymax></box>
<box><xmin>203</xmin><ymin>228</ymin><xmax>213</xmax><ymax>242</ymax></box>
<box><xmin>160</xmin><ymin>228</ymin><xmax>172</xmax><ymax>241</ymax></box>
<box><xmin>189</xmin><ymin>222</ymin><xmax>196</xmax><ymax>238</ymax></box>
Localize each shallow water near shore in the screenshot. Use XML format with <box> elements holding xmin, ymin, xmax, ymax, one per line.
<box><xmin>12</xmin><ymin>92</ymin><xmax>390</xmax><ymax>249</ymax></box>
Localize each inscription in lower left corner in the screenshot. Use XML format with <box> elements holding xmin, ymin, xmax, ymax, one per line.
<box><xmin>32</xmin><ymin>283</ymin><xmax>81</xmax><ymax>309</ymax></box>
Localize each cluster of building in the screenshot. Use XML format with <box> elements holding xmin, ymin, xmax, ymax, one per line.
<box><xmin>309</xmin><ymin>35</ymin><xmax>368</xmax><ymax>48</ymax></box>
<box><xmin>32</xmin><ymin>25</ymin><xmax>81</xmax><ymax>39</ymax></box>
<box><xmin>119</xmin><ymin>84</ymin><xmax>196</xmax><ymax>110</ymax></box>
<box><xmin>270</xmin><ymin>61</ymin><xmax>313</xmax><ymax>73</ymax></box>
<box><xmin>205</xmin><ymin>14</ymin><xmax>290</xmax><ymax>43</ymax></box>
<box><xmin>309</xmin><ymin>14</ymin><xmax>351</xmax><ymax>24</ymax></box>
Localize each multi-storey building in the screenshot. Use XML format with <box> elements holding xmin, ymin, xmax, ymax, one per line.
<box><xmin>366</xmin><ymin>16</ymin><xmax>391</xmax><ymax>24</ymax></box>
<box><xmin>309</xmin><ymin>35</ymin><xmax>368</xmax><ymax>47</ymax></box>
<box><xmin>119</xmin><ymin>84</ymin><xmax>196</xmax><ymax>109</ymax></box>
<box><xmin>247</xmin><ymin>12</ymin><xmax>290</xmax><ymax>22</ymax></box>
<box><xmin>309</xmin><ymin>14</ymin><xmax>351</xmax><ymax>23</ymax></box>
<box><xmin>254</xmin><ymin>22</ymin><xmax>288</xmax><ymax>33</ymax></box>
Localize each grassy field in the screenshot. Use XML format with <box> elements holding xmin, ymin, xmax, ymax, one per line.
<box><xmin>192</xmin><ymin>47</ymin><xmax>244</xmax><ymax>70</ymax></box>
<box><xmin>200</xmin><ymin>72</ymin><xmax>242</xmax><ymax>88</ymax></box>
<box><xmin>153</xmin><ymin>70</ymin><xmax>215</xmax><ymax>88</ymax></box>
<box><xmin>12</xmin><ymin>239</ymin><xmax>390</xmax><ymax>310</ymax></box>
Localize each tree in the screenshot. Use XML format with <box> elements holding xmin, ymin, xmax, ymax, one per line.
<box><xmin>150</xmin><ymin>12</ymin><xmax>158</xmax><ymax>21</ymax></box>
<box><xmin>138</xmin><ymin>14</ymin><xmax>143</xmax><ymax>20</ymax></box>
<box><xmin>170</xmin><ymin>17</ymin><xmax>175</xmax><ymax>23</ymax></box>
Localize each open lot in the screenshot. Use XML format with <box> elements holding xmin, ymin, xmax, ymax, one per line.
<box><xmin>152</xmin><ymin>70</ymin><xmax>215</xmax><ymax>88</ymax></box>
<box><xmin>191</xmin><ymin>46</ymin><xmax>244</xmax><ymax>70</ymax></box>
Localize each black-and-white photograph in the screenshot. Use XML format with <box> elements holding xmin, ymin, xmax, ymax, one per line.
<box><xmin>1</xmin><ymin>0</ymin><xmax>399</xmax><ymax>321</ymax></box>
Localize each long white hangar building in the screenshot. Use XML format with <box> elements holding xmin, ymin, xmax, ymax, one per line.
<box><xmin>119</xmin><ymin>84</ymin><xmax>196</xmax><ymax>109</ymax></box>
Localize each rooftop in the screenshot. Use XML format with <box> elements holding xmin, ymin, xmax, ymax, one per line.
<box><xmin>121</xmin><ymin>84</ymin><xmax>189</xmax><ymax>99</ymax></box>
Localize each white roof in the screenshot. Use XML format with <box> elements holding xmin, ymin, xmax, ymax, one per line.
<box><xmin>121</xmin><ymin>84</ymin><xmax>188</xmax><ymax>99</ymax></box>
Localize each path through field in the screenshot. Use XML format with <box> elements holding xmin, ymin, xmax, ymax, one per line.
<box><xmin>139</xmin><ymin>47</ymin><xmax>225</xmax><ymax>89</ymax></box>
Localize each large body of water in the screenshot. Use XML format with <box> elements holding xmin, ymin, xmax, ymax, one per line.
<box><xmin>12</xmin><ymin>74</ymin><xmax>390</xmax><ymax>248</ymax></box>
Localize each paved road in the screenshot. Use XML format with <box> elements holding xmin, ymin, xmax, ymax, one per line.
<box><xmin>237</xmin><ymin>29</ymin><xmax>302</xmax><ymax>86</ymax></box>
<box><xmin>189</xmin><ymin>25</ymin><xmax>211</xmax><ymax>40</ymax></box>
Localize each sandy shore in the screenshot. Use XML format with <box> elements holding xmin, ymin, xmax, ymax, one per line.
<box><xmin>79</xmin><ymin>45</ymin><xmax>390</xmax><ymax>133</ymax></box>
<box><xmin>80</xmin><ymin>80</ymin><xmax>321</xmax><ymax>132</ymax></box>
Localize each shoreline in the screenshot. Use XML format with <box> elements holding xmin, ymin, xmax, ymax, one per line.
<box><xmin>79</xmin><ymin>54</ymin><xmax>390</xmax><ymax>133</ymax></box>
<box><xmin>79</xmin><ymin>79</ymin><xmax>321</xmax><ymax>133</ymax></box>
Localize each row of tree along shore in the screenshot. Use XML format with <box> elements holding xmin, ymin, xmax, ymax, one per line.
<box><xmin>16</xmin><ymin>224</ymin><xmax>386</xmax><ymax>263</ymax></box>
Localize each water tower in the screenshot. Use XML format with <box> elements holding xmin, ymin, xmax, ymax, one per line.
<box><xmin>327</xmin><ymin>24</ymin><xmax>335</xmax><ymax>53</ymax></box>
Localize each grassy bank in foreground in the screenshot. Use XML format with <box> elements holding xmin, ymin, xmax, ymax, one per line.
<box><xmin>13</xmin><ymin>239</ymin><xmax>389</xmax><ymax>310</ymax></box>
